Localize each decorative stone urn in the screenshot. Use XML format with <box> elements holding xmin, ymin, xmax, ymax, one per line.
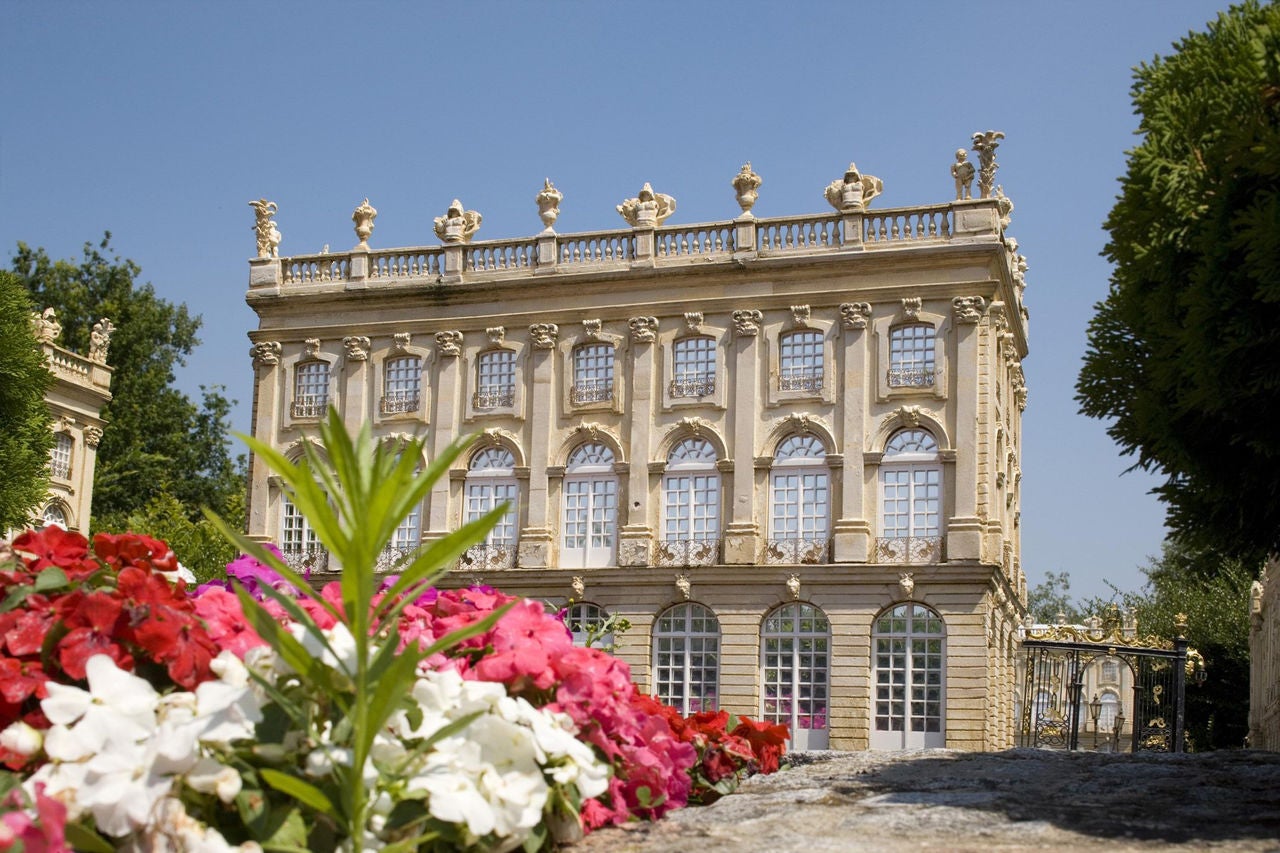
<box><xmin>536</xmin><ymin>178</ymin><xmax>563</xmax><ymax>232</ymax></box>
<box><xmin>732</xmin><ymin>162</ymin><xmax>762</xmax><ymax>215</ymax></box>
<box><xmin>352</xmin><ymin>198</ymin><xmax>377</xmax><ymax>249</ymax></box>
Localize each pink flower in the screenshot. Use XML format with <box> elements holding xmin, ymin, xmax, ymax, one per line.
<box><xmin>0</xmin><ymin>783</ymin><xmax>69</xmax><ymax>853</ymax></box>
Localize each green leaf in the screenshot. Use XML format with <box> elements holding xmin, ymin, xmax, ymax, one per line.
<box><xmin>63</xmin><ymin>822</ymin><xmax>115</xmax><ymax>853</ymax></box>
<box><xmin>33</xmin><ymin>565</ymin><xmax>68</xmax><ymax>592</ymax></box>
<box><xmin>259</xmin><ymin>768</ymin><xmax>339</xmax><ymax>818</ymax></box>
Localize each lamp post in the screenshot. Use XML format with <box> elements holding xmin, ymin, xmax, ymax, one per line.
<box><xmin>1088</xmin><ymin>693</ymin><xmax>1102</xmax><ymax>750</ymax></box>
<box><xmin>1113</xmin><ymin>710</ymin><xmax>1126</xmax><ymax>753</ymax></box>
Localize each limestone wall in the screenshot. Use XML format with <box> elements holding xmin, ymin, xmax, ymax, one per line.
<box><xmin>1250</xmin><ymin>558</ymin><xmax>1280</xmax><ymax>750</ymax></box>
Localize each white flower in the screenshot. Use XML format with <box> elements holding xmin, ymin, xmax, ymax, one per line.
<box><xmin>291</xmin><ymin>622</ymin><xmax>359</xmax><ymax>675</ymax></box>
<box><xmin>185</xmin><ymin>757</ymin><xmax>243</xmax><ymax>803</ymax></box>
<box><xmin>119</xmin><ymin>797</ymin><xmax>263</xmax><ymax>853</ymax></box>
<box><xmin>191</xmin><ymin>652</ymin><xmax>262</xmax><ymax>746</ymax></box>
<box><xmin>73</xmin><ymin>738</ymin><xmax>175</xmax><ymax>837</ymax></box>
<box><xmin>0</xmin><ymin>720</ymin><xmax>43</xmax><ymax>756</ymax></box>
<box><xmin>42</xmin><ymin>655</ymin><xmax>158</xmax><ymax>762</ymax></box>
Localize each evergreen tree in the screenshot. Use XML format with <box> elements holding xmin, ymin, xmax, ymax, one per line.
<box><xmin>0</xmin><ymin>271</ymin><xmax>54</xmax><ymax>531</ymax></box>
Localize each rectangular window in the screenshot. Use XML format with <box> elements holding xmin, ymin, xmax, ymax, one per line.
<box><xmin>465</xmin><ymin>481</ymin><xmax>518</xmax><ymax>544</ymax></box>
<box><xmin>779</xmin><ymin>331</ymin><xmax>824</xmax><ymax>391</ymax></box>
<box><xmin>292</xmin><ymin>362</ymin><xmax>330</xmax><ymax>418</ymax></box>
<box><xmin>572</xmin><ymin>343</ymin><xmax>614</xmax><ymax>404</ymax></box>
<box><xmin>50</xmin><ymin>433</ymin><xmax>72</xmax><ymax>479</ymax></box>
<box><xmin>382</xmin><ymin>357</ymin><xmax>421</xmax><ymax>414</ymax></box>
<box><xmin>888</xmin><ymin>324</ymin><xmax>936</xmax><ymax>387</ymax></box>
<box><xmin>671</xmin><ymin>337</ymin><xmax>716</xmax><ymax>397</ymax></box>
<box><xmin>474</xmin><ymin>350</ymin><xmax>516</xmax><ymax>409</ymax></box>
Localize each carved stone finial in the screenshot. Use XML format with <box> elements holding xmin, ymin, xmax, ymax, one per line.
<box><xmin>791</xmin><ymin>305</ymin><xmax>811</xmax><ymax>327</ymax></box>
<box><xmin>839</xmin><ymin>302</ymin><xmax>872</xmax><ymax>330</ymax></box>
<box><xmin>83</xmin><ymin>425</ymin><xmax>103</xmax><ymax>449</ymax></box>
<box><xmin>732</xmin><ymin>162</ymin><xmax>763</xmax><ymax>216</ymax></box>
<box><xmin>536</xmin><ymin>178</ymin><xmax>564</xmax><ymax>232</ymax></box>
<box><xmin>675</xmin><ymin>574</ymin><xmax>692</xmax><ymax>601</ymax></box>
<box><xmin>435</xmin><ymin>331</ymin><xmax>463</xmax><ymax>357</ymax></box>
<box><xmin>529</xmin><ymin>323</ymin><xmax>558</xmax><ymax>349</ymax></box>
<box><xmin>824</xmin><ymin>162</ymin><xmax>884</xmax><ymax>212</ymax></box>
<box><xmin>249</xmin><ymin>198</ymin><xmax>281</xmax><ymax>258</ymax></box>
<box><xmin>617</xmin><ymin>182</ymin><xmax>676</xmax><ymax>227</ymax></box>
<box><xmin>1174</xmin><ymin>612</ymin><xmax>1189</xmax><ymax>639</ymax></box>
<box><xmin>902</xmin><ymin>298</ymin><xmax>922</xmax><ymax>320</ymax></box>
<box><xmin>995</xmin><ymin>185</ymin><xmax>1013</xmax><ymax>229</ymax></box>
<box><xmin>971</xmin><ymin>131</ymin><xmax>1006</xmax><ymax>199</ymax></box>
<box><xmin>628</xmin><ymin>316</ymin><xmax>658</xmax><ymax>343</ymax></box>
<box><xmin>899</xmin><ymin>572</ymin><xmax>915</xmax><ymax>599</ymax></box>
<box><xmin>953</xmin><ymin>296</ymin><xmax>987</xmax><ymax>324</ymax></box>
<box><xmin>31</xmin><ymin>307</ymin><xmax>61</xmax><ymax>343</ymax></box>
<box><xmin>343</xmin><ymin>336</ymin><xmax>371</xmax><ymax>361</ymax></box>
<box><xmin>433</xmin><ymin>199</ymin><xmax>483</xmax><ymax>244</ymax></box>
<box><xmin>303</xmin><ymin>338</ymin><xmax>322</xmax><ymax>359</ymax></box>
<box><xmin>88</xmin><ymin>318</ymin><xmax>115</xmax><ymax>364</ymax></box>
<box><xmin>583</xmin><ymin>319</ymin><xmax>603</xmax><ymax>340</ymax></box>
<box><xmin>684</xmin><ymin>312</ymin><xmax>704</xmax><ymax>332</ymax></box>
<box><xmin>486</xmin><ymin>326</ymin><xmax>505</xmax><ymax>346</ymax></box>
<box><xmin>250</xmin><ymin>341</ymin><xmax>282</xmax><ymax>367</ymax></box>
<box><xmin>392</xmin><ymin>332</ymin><xmax>412</xmax><ymax>352</ymax></box>
<box><xmin>786</xmin><ymin>574</ymin><xmax>801</xmax><ymax>600</ymax></box>
<box><xmin>951</xmin><ymin>149</ymin><xmax>976</xmax><ymax>200</ymax></box>
<box><xmin>732</xmin><ymin>309</ymin><xmax>763</xmax><ymax>337</ymax></box>
<box><xmin>352</xmin><ymin>198</ymin><xmax>377</xmax><ymax>250</ymax></box>
<box><xmin>571</xmin><ymin>576</ymin><xmax>586</xmax><ymax>599</ymax></box>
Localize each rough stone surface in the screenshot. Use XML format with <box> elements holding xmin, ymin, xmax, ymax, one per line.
<box><xmin>574</xmin><ymin>749</ymin><xmax>1280</xmax><ymax>852</ymax></box>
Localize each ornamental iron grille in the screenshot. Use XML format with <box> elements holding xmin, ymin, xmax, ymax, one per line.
<box><xmin>571</xmin><ymin>343</ymin><xmax>615</xmax><ymax>404</ymax></box>
<box><xmin>1018</xmin><ymin>619</ymin><xmax>1189</xmax><ymax>753</ymax></box>
<box><xmin>462</xmin><ymin>447</ymin><xmax>518</xmax><ymax>568</ymax></box>
<box><xmin>381</xmin><ymin>356</ymin><xmax>422</xmax><ymax>414</ymax></box>
<box><xmin>762</xmin><ymin>603</ymin><xmax>831</xmax><ymax>749</ymax></box>
<box><xmin>767</xmin><ymin>434</ymin><xmax>830</xmax><ymax>565</ymax></box>
<box><xmin>670</xmin><ymin>336</ymin><xmax>716</xmax><ymax>397</ymax></box>
<box><xmin>660</xmin><ymin>437</ymin><xmax>721</xmax><ymax>567</ymax></box>
<box><xmin>888</xmin><ymin>323</ymin><xmax>937</xmax><ymax>387</ymax></box>
<box><xmin>871</xmin><ymin>603</ymin><xmax>945</xmax><ymax>749</ymax></box>
<box><xmin>474</xmin><ymin>350</ymin><xmax>516</xmax><ymax>408</ymax></box>
<box><xmin>292</xmin><ymin>361</ymin><xmax>330</xmax><ymax>418</ymax></box>
<box><xmin>50</xmin><ymin>432</ymin><xmax>72</xmax><ymax>479</ymax></box>
<box><xmin>877</xmin><ymin>429</ymin><xmax>942</xmax><ymax>564</ymax></box>
<box><xmin>653</xmin><ymin>602</ymin><xmax>720</xmax><ymax>715</ymax></box>
<box><xmin>779</xmin><ymin>330</ymin><xmax>824</xmax><ymax>392</ymax></box>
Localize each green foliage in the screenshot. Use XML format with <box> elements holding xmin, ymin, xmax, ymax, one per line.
<box><xmin>0</xmin><ymin>271</ymin><xmax>54</xmax><ymax>531</ymax></box>
<box><xmin>1076</xmin><ymin>2</ymin><xmax>1280</xmax><ymax>563</ymax></box>
<box><xmin>1025</xmin><ymin>569</ymin><xmax>1085</xmax><ymax>624</ymax></box>
<box><xmin>9</xmin><ymin>236</ymin><xmax>243</xmax><ymax>528</ymax></box>
<box><xmin>110</xmin><ymin>489</ymin><xmax>245</xmax><ymax>583</ymax></box>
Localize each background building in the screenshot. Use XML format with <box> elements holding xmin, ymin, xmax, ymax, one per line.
<box><xmin>243</xmin><ymin>146</ymin><xmax>1028</xmax><ymax>750</ymax></box>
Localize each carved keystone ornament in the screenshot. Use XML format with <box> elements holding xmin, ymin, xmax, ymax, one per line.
<box><xmin>628</xmin><ymin>316</ymin><xmax>658</xmax><ymax>343</ymax></box>
<box><xmin>529</xmin><ymin>323</ymin><xmax>558</xmax><ymax>349</ymax></box>
<box><xmin>343</xmin><ymin>336</ymin><xmax>371</xmax><ymax>361</ymax></box>
<box><xmin>839</xmin><ymin>302</ymin><xmax>872</xmax><ymax>330</ymax></box>
<box><xmin>435</xmin><ymin>331</ymin><xmax>463</xmax><ymax>357</ymax></box>
<box><xmin>732</xmin><ymin>309</ymin><xmax>763</xmax><ymax>337</ymax></box>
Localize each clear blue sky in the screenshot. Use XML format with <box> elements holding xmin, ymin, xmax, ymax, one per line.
<box><xmin>0</xmin><ymin>1</ymin><xmax>1230</xmax><ymax>602</ymax></box>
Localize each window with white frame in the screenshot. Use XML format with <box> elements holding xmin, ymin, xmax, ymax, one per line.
<box><xmin>762</xmin><ymin>602</ymin><xmax>831</xmax><ymax>750</ymax></box>
<box><xmin>566</xmin><ymin>602</ymin><xmax>613</xmax><ymax>649</ymax></box>
<box><xmin>463</xmin><ymin>447</ymin><xmax>518</xmax><ymax>568</ymax></box>
<box><xmin>571</xmin><ymin>343</ymin><xmax>614</xmax><ymax>404</ymax></box>
<box><xmin>653</xmin><ymin>602</ymin><xmax>720</xmax><ymax>715</ymax></box>
<box><xmin>292</xmin><ymin>361</ymin><xmax>330</xmax><ymax>418</ymax></box>
<box><xmin>1099</xmin><ymin>690</ymin><xmax>1119</xmax><ymax>732</ymax></box>
<box><xmin>876</xmin><ymin>428</ymin><xmax>942</xmax><ymax>563</ymax></box>
<box><xmin>871</xmin><ymin>603</ymin><xmax>945</xmax><ymax>749</ymax></box>
<box><xmin>1101</xmin><ymin>659</ymin><xmax>1120</xmax><ymax>684</ymax></box>
<box><xmin>280</xmin><ymin>493</ymin><xmax>326</xmax><ymax>572</ymax></box>
<box><xmin>670</xmin><ymin>336</ymin><xmax>716</xmax><ymax>398</ymax></box>
<box><xmin>766</xmin><ymin>435</ymin><xmax>829</xmax><ymax>564</ymax></box>
<box><xmin>475</xmin><ymin>350</ymin><xmax>516</xmax><ymax>409</ymax></box>
<box><xmin>41</xmin><ymin>503</ymin><xmax>68</xmax><ymax>529</ymax></box>
<box><xmin>561</xmin><ymin>442</ymin><xmax>617</xmax><ymax>568</ymax></box>
<box><xmin>381</xmin><ymin>356</ymin><xmax>421</xmax><ymax>414</ymax></box>
<box><xmin>659</xmin><ymin>438</ymin><xmax>720</xmax><ymax>566</ymax></box>
<box><xmin>50</xmin><ymin>432</ymin><xmax>72</xmax><ymax>479</ymax></box>
<box><xmin>888</xmin><ymin>324</ymin><xmax>936</xmax><ymax>388</ymax></box>
<box><xmin>779</xmin><ymin>330</ymin><xmax>824</xmax><ymax>392</ymax></box>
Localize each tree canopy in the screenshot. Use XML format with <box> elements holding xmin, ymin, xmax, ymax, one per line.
<box><xmin>0</xmin><ymin>271</ymin><xmax>54</xmax><ymax>531</ymax></box>
<box><xmin>1076</xmin><ymin>2</ymin><xmax>1280</xmax><ymax>564</ymax></box>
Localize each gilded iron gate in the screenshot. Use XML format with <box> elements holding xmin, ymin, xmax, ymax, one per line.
<box><xmin>1018</xmin><ymin>615</ymin><xmax>1190</xmax><ymax>753</ymax></box>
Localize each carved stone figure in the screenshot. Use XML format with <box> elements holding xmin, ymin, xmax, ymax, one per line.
<box><xmin>31</xmin><ymin>307</ymin><xmax>61</xmax><ymax>343</ymax></box>
<box><xmin>88</xmin><ymin>318</ymin><xmax>115</xmax><ymax>364</ymax></box>
<box><xmin>249</xmin><ymin>199</ymin><xmax>280</xmax><ymax>258</ymax></box>
<box><xmin>678</xmin><ymin>416</ymin><xmax>707</xmax><ymax>436</ymax></box>
<box><xmin>899</xmin><ymin>572</ymin><xmax>915</xmax><ymax>599</ymax></box>
<box><xmin>995</xmin><ymin>185</ymin><xmax>1013</xmax><ymax>229</ymax></box>
<box><xmin>304</xmin><ymin>338</ymin><xmax>322</xmax><ymax>358</ymax></box>
<box><xmin>791</xmin><ymin>304</ymin><xmax>811</xmax><ymax>327</ymax></box>
<box><xmin>732</xmin><ymin>162</ymin><xmax>762</xmax><ymax>215</ymax></box>
<box><xmin>83</xmin><ymin>426</ymin><xmax>103</xmax><ymax>449</ymax></box>
<box><xmin>583</xmin><ymin>319</ymin><xmax>603</xmax><ymax>340</ymax></box>
<box><xmin>435</xmin><ymin>331</ymin><xmax>463</xmax><ymax>357</ymax></box>
<box><xmin>392</xmin><ymin>332</ymin><xmax>412</xmax><ymax>352</ymax></box>
<box><xmin>951</xmin><ymin>149</ymin><xmax>976</xmax><ymax>200</ymax></box>
<box><xmin>529</xmin><ymin>323</ymin><xmax>558</xmax><ymax>349</ymax></box>
<box><xmin>343</xmin><ymin>336</ymin><xmax>371</xmax><ymax>361</ymax></box>
<box><xmin>786</xmin><ymin>412</ymin><xmax>813</xmax><ymax>433</ymax></box>
<box><xmin>486</xmin><ymin>326</ymin><xmax>505</xmax><ymax>346</ymax></box>
<box><xmin>839</xmin><ymin>302</ymin><xmax>872</xmax><ymax>330</ymax></box>
<box><xmin>684</xmin><ymin>312</ymin><xmax>704</xmax><ymax>332</ymax></box>
<box><xmin>786</xmin><ymin>574</ymin><xmax>801</xmax><ymax>600</ymax></box>
<box><xmin>536</xmin><ymin>178</ymin><xmax>563</xmax><ymax>232</ymax></box>
<box><xmin>250</xmin><ymin>341</ymin><xmax>282</xmax><ymax>367</ymax></box>
<box><xmin>572</xmin><ymin>576</ymin><xmax>586</xmax><ymax>599</ymax></box>
<box><xmin>628</xmin><ymin>316</ymin><xmax>658</xmax><ymax>343</ymax></box>
<box><xmin>824</xmin><ymin>162</ymin><xmax>884</xmax><ymax>212</ymax></box>
<box><xmin>675</xmin><ymin>574</ymin><xmax>692</xmax><ymax>601</ymax></box>
<box><xmin>902</xmin><ymin>298</ymin><xmax>922</xmax><ymax>320</ymax></box>
<box><xmin>352</xmin><ymin>198</ymin><xmax>377</xmax><ymax>250</ymax></box>
<box><xmin>953</xmin><ymin>296</ymin><xmax>987</xmax><ymax>324</ymax></box>
<box><xmin>617</xmin><ymin>183</ymin><xmax>676</xmax><ymax>227</ymax></box>
<box><xmin>433</xmin><ymin>199</ymin><xmax>483</xmax><ymax>244</ymax></box>
<box><xmin>971</xmin><ymin>131</ymin><xmax>1005</xmax><ymax>199</ymax></box>
<box><xmin>732</xmin><ymin>309</ymin><xmax>763</xmax><ymax>336</ymax></box>
<box><xmin>894</xmin><ymin>405</ymin><xmax>922</xmax><ymax>428</ymax></box>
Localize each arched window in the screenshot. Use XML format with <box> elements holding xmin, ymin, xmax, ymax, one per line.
<box><xmin>41</xmin><ymin>503</ymin><xmax>68</xmax><ymax>529</ymax></box>
<box><xmin>1099</xmin><ymin>690</ymin><xmax>1120</xmax><ymax>733</ymax></box>
<box><xmin>888</xmin><ymin>324</ymin><xmax>936</xmax><ymax>387</ymax></box>
<box><xmin>566</xmin><ymin>602</ymin><xmax>613</xmax><ymax>649</ymax></box>
<box><xmin>671</xmin><ymin>336</ymin><xmax>716</xmax><ymax>398</ymax></box>
<box><xmin>475</xmin><ymin>350</ymin><xmax>516</xmax><ymax>409</ymax></box>
<box><xmin>877</xmin><ymin>428</ymin><xmax>942</xmax><ymax>563</ymax></box>
<box><xmin>658</xmin><ymin>437</ymin><xmax>720</xmax><ymax>566</ymax></box>
<box><xmin>766</xmin><ymin>435</ymin><xmax>829</xmax><ymax>564</ymax></box>
<box><xmin>779</xmin><ymin>330</ymin><xmax>824</xmax><ymax>392</ymax></box>
<box><xmin>562</xmin><ymin>442</ymin><xmax>617</xmax><ymax>568</ymax></box>
<box><xmin>871</xmin><ymin>603</ymin><xmax>945</xmax><ymax>749</ymax></box>
<box><xmin>280</xmin><ymin>493</ymin><xmax>327</xmax><ymax>572</ymax></box>
<box><xmin>463</xmin><ymin>447</ymin><xmax>518</xmax><ymax>569</ymax></box>
<box><xmin>292</xmin><ymin>361</ymin><xmax>330</xmax><ymax>418</ymax></box>
<box><xmin>762</xmin><ymin>603</ymin><xmax>830</xmax><ymax>749</ymax></box>
<box><xmin>382</xmin><ymin>356</ymin><xmax>422</xmax><ymax>414</ymax></box>
<box><xmin>571</xmin><ymin>343</ymin><xmax>615</xmax><ymax>404</ymax></box>
<box><xmin>50</xmin><ymin>432</ymin><xmax>72</xmax><ymax>479</ymax></box>
<box><xmin>653</xmin><ymin>602</ymin><xmax>720</xmax><ymax>715</ymax></box>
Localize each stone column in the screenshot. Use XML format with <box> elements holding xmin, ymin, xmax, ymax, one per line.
<box><xmin>947</xmin><ymin>297</ymin><xmax>986</xmax><ymax>560</ymax></box>
<box><xmin>724</xmin><ymin>309</ymin><xmax>763</xmax><ymax>564</ymax></box>
<box><xmin>619</xmin><ymin>317</ymin><xmax>658</xmax><ymax>566</ymax></box>
<box><xmin>426</xmin><ymin>331</ymin><xmax>463</xmax><ymax>537</ymax></box>
<box><xmin>832</xmin><ymin>303</ymin><xmax>872</xmax><ymax>562</ymax></box>
<box><xmin>518</xmin><ymin>324</ymin><xmax>558</xmax><ymax>567</ymax></box>
<box><xmin>247</xmin><ymin>341</ymin><xmax>283</xmax><ymax>541</ymax></box>
<box><xmin>341</xmin><ymin>336</ymin><xmax>371</xmax><ymax>427</ymax></box>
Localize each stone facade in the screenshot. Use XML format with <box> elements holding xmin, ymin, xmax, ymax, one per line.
<box><xmin>1250</xmin><ymin>558</ymin><xmax>1279</xmax><ymax>750</ymax></box>
<box><xmin>243</xmin><ymin>145</ymin><xmax>1029</xmax><ymax>751</ymax></box>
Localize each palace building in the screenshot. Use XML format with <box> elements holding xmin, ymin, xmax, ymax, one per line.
<box><xmin>242</xmin><ymin>137</ymin><xmax>1029</xmax><ymax>750</ymax></box>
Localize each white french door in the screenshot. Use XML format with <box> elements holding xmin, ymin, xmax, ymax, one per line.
<box><xmin>562</xmin><ymin>476</ymin><xmax>617</xmax><ymax>567</ymax></box>
<box><xmin>871</xmin><ymin>603</ymin><xmax>946</xmax><ymax>749</ymax></box>
<box><xmin>761</xmin><ymin>603</ymin><xmax>830</xmax><ymax>749</ymax></box>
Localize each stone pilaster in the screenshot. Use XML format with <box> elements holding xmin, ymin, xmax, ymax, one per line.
<box><xmin>947</xmin><ymin>298</ymin><xmax>986</xmax><ymax>560</ymax></box>
<box><xmin>518</xmin><ymin>329</ymin><xmax>557</xmax><ymax>567</ymax></box>
<box><xmin>426</xmin><ymin>335</ymin><xmax>461</xmax><ymax>537</ymax></box>
<box><xmin>619</xmin><ymin>318</ymin><xmax>658</xmax><ymax>566</ymax></box>
<box><xmin>724</xmin><ymin>310</ymin><xmax>763</xmax><ymax>563</ymax></box>
<box><xmin>341</xmin><ymin>336</ymin><xmax>370</xmax><ymax>427</ymax></box>
<box><xmin>832</xmin><ymin>303</ymin><xmax>872</xmax><ymax>562</ymax></box>
<box><xmin>248</xmin><ymin>346</ymin><xmax>282</xmax><ymax>541</ymax></box>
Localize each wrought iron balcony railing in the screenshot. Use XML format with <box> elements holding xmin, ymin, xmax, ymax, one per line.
<box><xmin>779</xmin><ymin>369</ymin><xmax>824</xmax><ymax>392</ymax></box>
<box><xmin>874</xmin><ymin>535</ymin><xmax>944</xmax><ymax>564</ymax></box>
<box><xmin>291</xmin><ymin>397</ymin><xmax>328</xmax><ymax>419</ymax></box>
<box><xmin>380</xmin><ymin>391</ymin><xmax>420</xmax><ymax>414</ymax></box>
<box><xmin>887</xmin><ymin>366</ymin><xmax>937</xmax><ymax>388</ymax></box>
<box><xmin>375</xmin><ymin>545</ymin><xmax>419</xmax><ymax>571</ymax></box>
<box><xmin>460</xmin><ymin>542</ymin><xmax>516</xmax><ymax>570</ymax></box>
<box><xmin>50</xmin><ymin>460</ymin><xmax>71</xmax><ymax>479</ymax></box>
<box><xmin>280</xmin><ymin>546</ymin><xmax>330</xmax><ymax>574</ymax></box>
<box><xmin>654</xmin><ymin>538</ymin><xmax>720</xmax><ymax>567</ymax></box>
<box><xmin>669</xmin><ymin>376</ymin><xmax>715</xmax><ymax>398</ymax></box>
<box><xmin>571</xmin><ymin>379</ymin><xmax>614</xmax><ymax>404</ymax></box>
<box><xmin>473</xmin><ymin>386</ymin><xmax>516</xmax><ymax>409</ymax></box>
<box><xmin>762</xmin><ymin>537</ymin><xmax>829</xmax><ymax>565</ymax></box>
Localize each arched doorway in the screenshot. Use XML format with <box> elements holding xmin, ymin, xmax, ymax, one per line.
<box><xmin>871</xmin><ymin>602</ymin><xmax>946</xmax><ymax>749</ymax></box>
<box><xmin>761</xmin><ymin>602</ymin><xmax>830</xmax><ymax>749</ymax></box>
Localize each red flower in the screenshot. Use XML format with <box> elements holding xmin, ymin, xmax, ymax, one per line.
<box><xmin>11</xmin><ymin>527</ymin><xmax>96</xmax><ymax>578</ymax></box>
<box><xmin>93</xmin><ymin>532</ymin><xmax>178</xmax><ymax>574</ymax></box>
<box><xmin>730</xmin><ymin>716</ymin><xmax>789</xmax><ymax>774</ymax></box>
